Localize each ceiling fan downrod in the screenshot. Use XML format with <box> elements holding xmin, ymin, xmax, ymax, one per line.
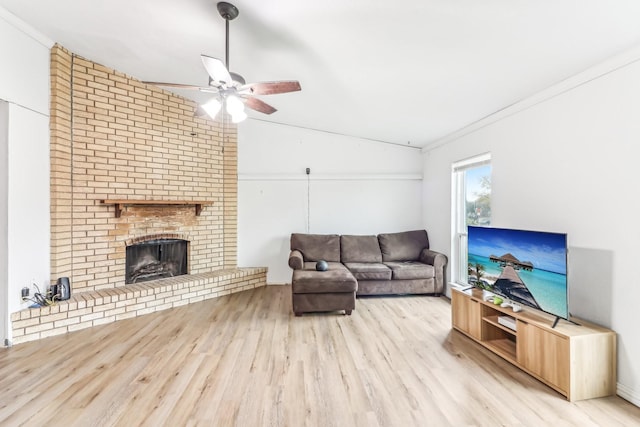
<box><xmin>217</xmin><ymin>2</ymin><xmax>239</xmax><ymax>70</ymax></box>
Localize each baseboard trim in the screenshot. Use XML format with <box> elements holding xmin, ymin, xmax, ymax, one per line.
<box><xmin>617</xmin><ymin>382</ymin><xmax>640</xmax><ymax>407</ymax></box>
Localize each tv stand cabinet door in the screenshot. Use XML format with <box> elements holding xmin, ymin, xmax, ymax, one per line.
<box><xmin>452</xmin><ymin>290</ymin><xmax>482</xmax><ymax>340</ymax></box>
<box><xmin>517</xmin><ymin>321</ymin><xmax>570</xmax><ymax>394</ymax></box>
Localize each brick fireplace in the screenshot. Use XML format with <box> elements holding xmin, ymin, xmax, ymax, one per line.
<box><xmin>49</xmin><ymin>44</ymin><xmax>237</xmax><ymax>290</ymax></box>
<box><xmin>10</xmin><ymin>44</ymin><xmax>266</xmax><ymax>344</ymax></box>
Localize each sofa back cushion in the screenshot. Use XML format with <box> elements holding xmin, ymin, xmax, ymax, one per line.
<box><xmin>378</xmin><ymin>230</ymin><xmax>429</xmax><ymax>262</ymax></box>
<box><xmin>290</xmin><ymin>233</ymin><xmax>341</xmax><ymax>262</ymax></box>
<box><xmin>340</xmin><ymin>235</ymin><xmax>383</xmax><ymax>263</ymax></box>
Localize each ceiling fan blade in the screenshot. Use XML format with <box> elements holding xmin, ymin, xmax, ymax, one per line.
<box><xmin>201</xmin><ymin>55</ymin><xmax>233</xmax><ymax>85</ymax></box>
<box><xmin>244</xmin><ymin>97</ymin><xmax>277</xmax><ymax>115</ymax></box>
<box><xmin>229</xmin><ymin>72</ymin><xmax>246</xmax><ymax>85</ymax></box>
<box><xmin>242</xmin><ymin>81</ymin><xmax>302</xmax><ymax>96</ymax></box>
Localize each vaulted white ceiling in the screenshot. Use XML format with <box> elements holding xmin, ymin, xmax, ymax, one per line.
<box><xmin>2</xmin><ymin>0</ymin><xmax>640</xmax><ymax>147</ymax></box>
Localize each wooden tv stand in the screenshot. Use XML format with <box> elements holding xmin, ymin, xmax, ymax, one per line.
<box><xmin>451</xmin><ymin>287</ymin><xmax>616</xmax><ymax>401</ymax></box>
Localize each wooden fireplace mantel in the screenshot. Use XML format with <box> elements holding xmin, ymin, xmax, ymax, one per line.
<box><xmin>99</xmin><ymin>199</ymin><xmax>211</xmax><ymax>218</ymax></box>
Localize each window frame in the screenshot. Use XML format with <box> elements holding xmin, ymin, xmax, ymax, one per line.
<box><xmin>451</xmin><ymin>153</ymin><xmax>491</xmax><ymax>286</ymax></box>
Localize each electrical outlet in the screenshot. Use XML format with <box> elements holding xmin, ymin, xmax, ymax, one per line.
<box><xmin>21</xmin><ymin>286</ymin><xmax>30</xmax><ymax>299</ymax></box>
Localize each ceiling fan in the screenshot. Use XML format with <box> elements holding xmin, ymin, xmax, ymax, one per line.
<box><xmin>144</xmin><ymin>2</ymin><xmax>301</xmax><ymax>123</ymax></box>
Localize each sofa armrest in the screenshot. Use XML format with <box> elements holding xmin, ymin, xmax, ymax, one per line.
<box><xmin>289</xmin><ymin>250</ymin><xmax>304</xmax><ymax>270</ymax></box>
<box><xmin>420</xmin><ymin>248</ymin><xmax>448</xmax><ymax>293</ymax></box>
<box><xmin>420</xmin><ymin>248</ymin><xmax>447</xmax><ymax>268</ymax></box>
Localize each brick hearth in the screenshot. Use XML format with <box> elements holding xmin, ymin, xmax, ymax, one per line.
<box><xmin>11</xmin><ymin>268</ymin><xmax>266</xmax><ymax>345</ymax></box>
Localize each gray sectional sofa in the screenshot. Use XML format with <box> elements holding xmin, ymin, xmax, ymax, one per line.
<box><xmin>288</xmin><ymin>230</ymin><xmax>448</xmax><ymax>316</ymax></box>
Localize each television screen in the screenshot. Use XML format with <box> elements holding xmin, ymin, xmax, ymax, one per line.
<box><xmin>467</xmin><ymin>226</ymin><xmax>568</xmax><ymax>320</ymax></box>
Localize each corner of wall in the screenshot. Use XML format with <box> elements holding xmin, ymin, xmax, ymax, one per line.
<box><xmin>49</xmin><ymin>44</ymin><xmax>73</xmax><ymax>281</ymax></box>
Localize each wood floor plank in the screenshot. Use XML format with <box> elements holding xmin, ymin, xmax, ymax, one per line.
<box><xmin>0</xmin><ymin>285</ymin><xmax>639</xmax><ymax>426</ymax></box>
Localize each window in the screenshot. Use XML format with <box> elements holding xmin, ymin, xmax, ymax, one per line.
<box><xmin>452</xmin><ymin>154</ymin><xmax>491</xmax><ymax>285</ymax></box>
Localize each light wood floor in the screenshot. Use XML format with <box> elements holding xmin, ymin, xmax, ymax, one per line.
<box><xmin>1</xmin><ymin>286</ymin><xmax>639</xmax><ymax>427</ymax></box>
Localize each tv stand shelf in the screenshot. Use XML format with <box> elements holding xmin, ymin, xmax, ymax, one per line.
<box><xmin>451</xmin><ymin>287</ymin><xmax>616</xmax><ymax>401</ymax></box>
<box><xmin>483</xmin><ymin>315</ymin><xmax>516</xmax><ymax>336</ymax></box>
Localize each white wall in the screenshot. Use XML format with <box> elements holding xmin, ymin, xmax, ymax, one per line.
<box><xmin>0</xmin><ymin>101</ymin><xmax>8</xmax><ymax>344</ymax></box>
<box><xmin>0</xmin><ymin>10</ymin><xmax>51</xmax><ymax>115</ymax></box>
<box><xmin>238</xmin><ymin>120</ymin><xmax>423</xmax><ymax>284</ymax></box>
<box><xmin>422</xmin><ymin>47</ymin><xmax>640</xmax><ymax>406</ymax></box>
<box><xmin>0</xmin><ymin>8</ymin><xmax>52</xmax><ymax>343</ymax></box>
<box><xmin>7</xmin><ymin>105</ymin><xmax>50</xmax><ymax>313</ymax></box>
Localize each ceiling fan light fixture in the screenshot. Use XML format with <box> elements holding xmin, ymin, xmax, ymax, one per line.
<box><xmin>231</xmin><ymin>110</ymin><xmax>248</xmax><ymax>123</ymax></box>
<box><xmin>225</xmin><ymin>95</ymin><xmax>244</xmax><ymax>115</ymax></box>
<box><xmin>201</xmin><ymin>98</ymin><xmax>222</xmax><ymax>119</ymax></box>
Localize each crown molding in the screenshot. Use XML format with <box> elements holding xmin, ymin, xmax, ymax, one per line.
<box><xmin>422</xmin><ymin>43</ymin><xmax>640</xmax><ymax>153</ymax></box>
<box><xmin>0</xmin><ymin>6</ymin><xmax>54</xmax><ymax>48</ymax></box>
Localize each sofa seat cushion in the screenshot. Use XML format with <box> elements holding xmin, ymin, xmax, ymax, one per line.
<box><xmin>340</xmin><ymin>235</ymin><xmax>383</xmax><ymax>263</ymax></box>
<box><xmin>378</xmin><ymin>230</ymin><xmax>429</xmax><ymax>262</ymax></box>
<box><xmin>293</xmin><ymin>262</ymin><xmax>357</xmax><ymax>294</ymax></box>
<box><xmin>344</xmin><ymin>262</ymin><xmax>392</xmax><ymax>280</ymax></box>
<box><xmin>384</xmin><ymin>261</ymin><xmax>435</xmax><ymax>280</ymax></box>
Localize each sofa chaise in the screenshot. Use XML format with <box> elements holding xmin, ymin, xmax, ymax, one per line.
<box><xmin>288</xmin><ymin>230</ymin><xmax>448</xmax><ymax>316</ymax></box>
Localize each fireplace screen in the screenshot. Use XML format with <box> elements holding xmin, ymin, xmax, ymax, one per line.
<box><xmin>125</xmin><ymin>239</ymin><xmax>188</xmax><ymax>284</ymax></box>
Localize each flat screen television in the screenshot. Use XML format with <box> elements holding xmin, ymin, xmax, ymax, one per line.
<box><xmin>467</xmin><ymin>225</ymin><xmax>568</xmax><ymax>324</ymax></box>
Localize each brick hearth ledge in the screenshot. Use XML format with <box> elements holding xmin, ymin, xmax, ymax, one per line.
<box><xmin>10</xmin><ymin>267</ymin><xmax>267</xmax><ymax>345</ymax></box>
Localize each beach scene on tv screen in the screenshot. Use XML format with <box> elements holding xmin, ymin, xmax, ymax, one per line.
<box><xmin>468</xmin><ymin>226</ymin><xmax>568</xmax><ymax>319</ymax></box>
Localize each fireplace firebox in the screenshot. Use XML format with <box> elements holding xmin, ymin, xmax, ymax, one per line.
<box><xmin>125</xmin><ymin>239</ymin><xmax>188</xmax><ymax>284</ymax></box>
